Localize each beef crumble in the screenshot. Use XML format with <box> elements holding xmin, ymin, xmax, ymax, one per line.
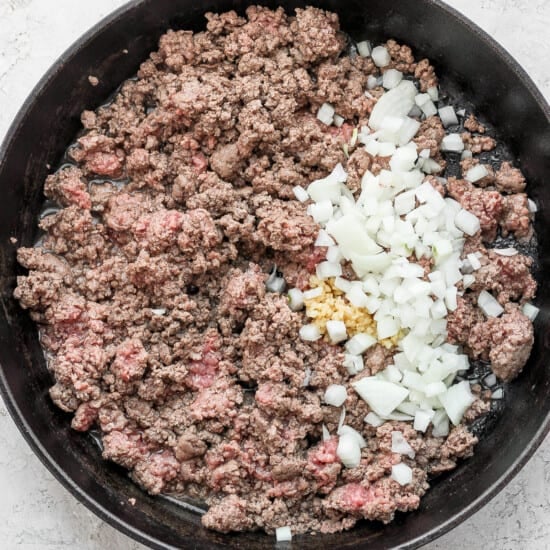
<box><xmin>14</xmin><ymin>6</ymin><xmax>536</xmax><ymax>538</ymax></box>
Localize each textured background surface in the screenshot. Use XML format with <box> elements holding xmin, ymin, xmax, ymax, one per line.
<box><xmin>0</xmin><ymin>0</ymin><xmax>548</xmax><ymax>548</ymax></box>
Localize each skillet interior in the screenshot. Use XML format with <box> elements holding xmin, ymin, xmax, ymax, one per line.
<box><xmin>0</xmin><ymin>1</ymin><xmax>549</xmax><ymax>548</ymax></box>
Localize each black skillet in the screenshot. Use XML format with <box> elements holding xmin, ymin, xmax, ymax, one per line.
<box><xmin>0</xmin><ymin>1</ymin><xmax>549</xmax><ymax>548</ymax></box>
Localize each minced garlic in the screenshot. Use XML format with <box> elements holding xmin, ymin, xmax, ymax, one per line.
<box><xmin>303</xmin><ymin>276</ymin><xmax>401</xmax><ymax>349</ymax></box>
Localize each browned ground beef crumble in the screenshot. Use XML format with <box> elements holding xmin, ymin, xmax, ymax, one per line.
<box><xmin>14</xmin><ymin>6</ymin><xmax>536</xmax><ymax>536</ymax></box>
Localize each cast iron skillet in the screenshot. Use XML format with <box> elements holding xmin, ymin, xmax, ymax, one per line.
<box><xmin>0</xmin><ymin>0</ymin><xmax>549</xmax><ymax>548</ymax></box>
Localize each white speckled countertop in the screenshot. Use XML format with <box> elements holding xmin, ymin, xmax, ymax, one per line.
<box><xmin>0</xmin><ymin>0</ymin><xmax>549</xmax><ymax>548</ymax></box>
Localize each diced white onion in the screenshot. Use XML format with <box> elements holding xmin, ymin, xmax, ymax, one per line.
<box><xmin>528</xmin><ymin>198</ymin><xmax>538</xmax><ymax>213</ymax></box>
<box><xmin>438</xmin><ymin>381</ymin><xmax>475</xmax><ymax>425</ymax></box>
<box><xmin>303</xmin><ymin>287</ymin><xmax>322</xmax><ymax>299</ymax></box>
<box><xmin>454</xmin><ymin>209</ymin><xmax>480</xmax><ymax>236</ymax></box>
<box><xmin>478</xmin><ymin>290</ymin><xmax>504</xmax><ymax>317</ymax></box>
<box><xmin>151</xmin><ymin>308</ymin><xmax>166</xmax><ymax>316</ymax></box>
<box><xmin>466</xmin><ymin>253</ymin><xmax>481</xmax><ymax>271</ymax></box>
<box><xmin>438</xmin><ymin>106</ymin><xmax>459</xmax><ymax>127</ymax></box>
<box><xmin>357</xmin><ymin>40</ymin><xmax>372</xmax><ymax>57</ymax></box>
<box><xmin>367</xmin><ymin>75</ymin><xmax>379</xmax><ymax>90</ymax></box>
<box><xmin>491</xmin><ymin>388</ymin><xmax>504</xmax><ymax>400</ymax></box>
<box><xmin>309</xmin><ymin>200</ymin><xmax>333</xmax><ymax>223</ymax></box>
<box><xmin>338</xmin><ymin>425</ymin><xmax>367</xmax><ymax>448</ymax></box>
<box><xmin>465</xmin><ymin>165</ymin><xmax>489</xmax><ymax>183</ymax></box>
<box><xmin>493</xmin><ymin>248</ymin><xmax>517</xmax><ymax>256</ymax></box>
<box><xmin>522</xmin><ymin>302</ymin><xmax>539</xmax><ymax>321</ymax></box>
<box><xmin>276</xmin><ymin>526</ymin><xmax>292</xmax><ymax>542</ymax></box>
<box><xmin>324</xmin><ymin>384</ymin><xmax>348</xmax><ymax>407</ymax></box>
<box><xmin>352</xmin><ymin>378</ymin><xmax>409</xmax><ymax>416</ymax></box>
<box><xmin>343</xmin><ymin>354</ymin><xmax>364</xmax><ymax>375</ymax></box>
<box><xmin>322</xmin><ymin>424</ymin><xmax>331</xmax><ymax>442</ymax></box>
<box><xmin>299</xmin><ymin>324</ymin><xmax>321</xmax><ymax>342</ymax></box>
<box><xmin>391</xmin><ymin>431</ymin><xmax>415</xmax><ymax>458</ymax></box>
<box><xmin>293</xmin><ymin>185</ymin><xmax>310</xmax><ymax>202</ymax></box>
<box><xmin>337</xmin><ymin>432</ymin><xmax>362</xmax><ymax>468</ymax></box>
<box><xmin>266</xmin><ymin>274</ymin><xmax>286</xmax><ymax>293</ymax></box>
<box><xmin>483</xmin><ymin>373</ymin><xmax>497</xmax><ymax>388</ymax></box>
<box><xmin>371</xmin><ymin>46</ymin><xmax>391</xmax><ymax>67</ymax></box>
<box><xmin>414</xmin><ymin>409</ymin><xmax>434</xmax><ymax>432</ymax></box>
<box><xmin>315</xmin><ymin>229</ymin><xmax>336</xmax><ymax>247</ymax></box>
<box><xmin>391</xmin><ymin>463</ymin><xmax>413</xmax><ymax>486</ymax></box>
<box><xmin>333</xmin><ymin>114</ymin><xmax>345</xmax><ymax>128</ymax></box>
<box><xmin>364</xmin><ymin>412</ymin><xmax>384</xmax><ymax>427</ymax></box>
<box><xmin>288</xmin><ymin>288</ymin><xmax>304</xmax><ymax>311</ymax></box>
<box><xmin>383</xmin><ymin>69</ymin><xmax>403</xmax><ymax>90</ymax></box>
<box><xmin>427</xmin><ymin>86</ymin><xmax>439</xmax><ymax>102</ymax></box>
<box><xmin>431</xmin><ymin>410</ymin><xmax>450</xmax><ymax>437</ymax></box>
<box><xmin>326</xmin><ymin>320</ymin><xmax>348</xmax><ymax>344</ymax></box>
<box><xmin>316</xmin><ymin>261</ymin><xmax>342</xmax><ymax>279</ymax></box>
<box><xmin>345</xmin><ymin>333</ymin><xmax>377</xmax><ymax>355</ymax></box>
<box><xmin>317</xmin><ymin>103</ymin><xmax>335</xmax><ymax>125</ymax></box>
<box><xmin>441</xmin><ymin>133</ymin><xmax>464</xmax><ymax>152</ymax></box>
<box><xmin>369</xmin><ymin>81</ymin><xmax>417</xmax><ymax>130</ymax></box>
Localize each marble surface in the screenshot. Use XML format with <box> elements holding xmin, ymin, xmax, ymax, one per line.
<box><xmin>0</xmin><ymin>0</ymin><xmax>548</xmax><ymax>548</ymax></box>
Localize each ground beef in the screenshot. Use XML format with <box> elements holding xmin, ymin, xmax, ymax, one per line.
<box><xmin>14</xmin><ymin>5</ymin><xmax>537</xmax><ymax>539</ymax></box>
<box><xmin>472</xmin><ymin>250</ymin><xmax>536</xmax><ymax>305</ymax></box>
<box><xmin>468</xmin><ymin>305</ymin><xmax>534</xmax><ymax>382</ymax></box>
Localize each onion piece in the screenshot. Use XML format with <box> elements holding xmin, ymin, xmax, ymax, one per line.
<box><xmin>478</xmin><ymin>290</ymin><xmax>504</xmax><ymax>317</ymax></box>
<box><xmin>441</xmin><ymin>133</ymin><xmax>464</xmax><ymax>152</ymax></box>
<box><xmin>466</xmin><ymin>252</ymin><xmax>481</xmax><ymax>271</ymax></box>
<box><xmin>324</xmin><ymin>384</ymin><xmax>348</xmax><ymax>407</ymax></box>
<box><xmin>303</xmin><ymin>287</ymin><xmax>322</xmax><ymax>301</ymax></box>
<box><xmin>288</xmin><ymin>288</ymin><xmax>304</xmax><ymax>311</ymax></box>
<box><xmin>438</xmin><ymin>380</ymin><xmax>475</xmax><ymax>425</ymax></box>
<box><xmin>364</xmin><ymin>412</ymin><xmax>384</xmax><ymax>427</ymax></box>
<box><xmin>522</xmin><ymin>302</ymin><xmax>540</xmax><ymax>321</ymax></box>
<box><xmin>371</xmin><ymin>46</ymin><xmax>391</xmax><ymax>67</ymax></box>
<box><xmin>528</xmin><ymin>198</ymin><xmax>538</xmax><ymax>213</ymax></box>
<box><xmin>483</xmin><ymin>373</ymin><xmax>497</xmax><ymax>388</ymax></box>
<box><xmin>309</xmin><ymin>200</ymin><xmax>333</xmax><ymax>224</ymax></box>
<box><xmin>338</xmin><ymin>425</ymin><xmax>367</xmax><ymax>448</ymax></box>
<box><xmin>491</xmin><ymin>388</ymin><xmax>504</xmax><ymax>400</ymax></box>
<box><xmin>337</xmin><ymin>433</ymin><xmax>362</xmax><ymax>468</ymax></box>
<box><xmin>431</xmin><ymin>410</ymin><xmax>450</xmax><ymax>437</ymax></box>
<box><xmin>299</xmin><ymin>324</ymin><xmax>321</xmax><ymax>342</ymax></box>
<box><xmin>369</xmin><ymin>80</ymin><xmax>417</xmax><ymax>130</ymax></box>
<box><xmin>357</xmin><ymin>40</ymin><xmax>372</xmax><ymax>57</ymax></box>
<box><xmin>317</xmin><ymin>103</ymin><xmax>335</xmax><ymax>125</ymax></box>
<box><xmin>345</xmin><ymin>333</ymin><xmax>377</xmax><ymax>355</ymax></box>
<box><xmin>465</xmin><ymin>164</ymin><xmax>489</xmax><ymax>183</ymax></box>
<box><xmin>326</xmin><ymin>320</ymin><xmax>348</xmax><ymax>344</ymax></box>
<box><xmin>427</xmin><ymin>86</ymin><xmax>439</xmax><ymax>102</ymax></box>
<box><xmin>316</xmin><ymin>261</ymin><xmax>342</xmax><ymax>279</ymax></box>
<box><xmin>343</xmin><ymin>354</ymin><xmax>364</xmax><ymax>375</ymax></box>
<box><xmin>391</xmin><ymin>431</ymin><xmax>415</xmax><ymax>458</ymax></box>
<box><xmin>151</xmin><ymin>308</ymin><xmax>166</xmax><ymax>316</ymax></box>
<box><xmin>391</xmin><ymin>463</ymin><xmax>413</xmax><ymax>486</ymax></box>
<box><xmin>266</xmin><ymin>273</ymin><xmax>286</xmax><ymax>294</ymax></box>
<box><xmin>338</xmin><ymin>406</ymin><xmax>347</xmax><ymax>433</ymax></box>
<box><xmin>293</xmin><ymin>185</ymin><xmax>309</xmax><ymax>202</ymax></box>
<box><xmin>438</xmin><ymin>106</ymin><xmax>459</xmax><ymax>127</ymax></box>
<box><xmin>414</xmin><ymin>409</ymin><xmax>434</xmax><ymax>432</ymax></box>
<box><xmin>315</xmin><ymin>229</ymin><xmax>336</xmax><ymax>247</ymax></box>
<box><xmin>383</xmin><ymin>69</ymin><xmax>403</xmax><ymax>90</ymax></box>
<box><xmin>276</xmin><ymin>527</ymin><xmax>292</xmax><ymax>542</ymax></box>
<box><xmin>493</xmin><ymin>248</ymin><xmax>517</xmax><ymax>256</ymax></box>
<box><xmin>454</xmin><ymin>209</ymin><xmax>480</xmax><ymax>236</ymax></box>
<box><xmin>302</xmin><ymin>367</ymin><xmax>312</xmax><ymax>387</ymax></box>
<box><xmin>333</xmin><ymin>114</ymin><xmax>345</xmax><ymax>128</ymax></box>
<box><xmin>353</xmin><ymin>378</ymin><xmax>409</xmax><ymax>416</ymax></box>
